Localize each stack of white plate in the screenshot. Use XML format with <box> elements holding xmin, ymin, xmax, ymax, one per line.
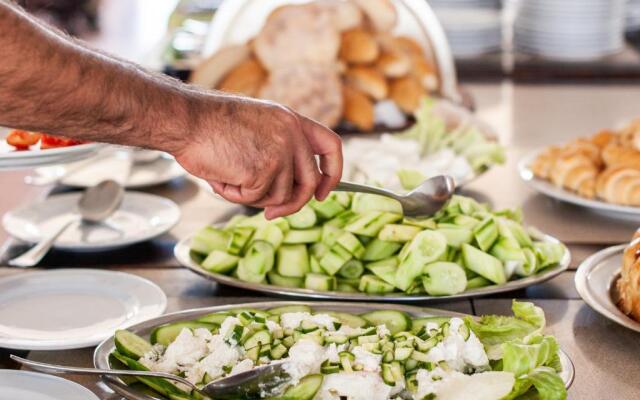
<box><xmin>434</xmin><ymin>7</ymin><xmax>503</xmax><ymax>58</ymax></box>
<box><xmin>429</xmin><ymin>0</ymin><xmax>500</xmax><ymax>9</ymax></box>
<box><xmin>514</xmin><ymin>0</ymin><xmax>626</xmax><ymax>61</ymax></box>
<box><xmin>627</xmin><ymin>0</ymin><xmax>640</xmax><ymax>32</ymax></box>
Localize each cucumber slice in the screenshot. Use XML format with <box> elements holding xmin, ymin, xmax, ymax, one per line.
<box><xmin>252</xmin><ymin>224</ymin><xmax>285</xmax><ymax>250</ymax></box>
<box><xmin>325</xmin><ymin>210</ymin><xmax>357</xmax><ymax>228</ymax></box>
<box><xmin>268</xmin><ymin>374</ymin><xmax>323</xmax><ymax>400</ymax></box>
<box><xmin>305</xmin><ymin>273</ymin><xmax>337</xmax><ymax>291</ymax></box>
<box><xmin>336</xmin><ymin>282</ymin><xmax>358</xmax><ymax>292</ymax></box>
<box><xmin>309</xmin><ymin>255</ymin><xmax>324</xmax><ymax>274</ymax></box>
<box><xmin>466</xmin><ymin>275</ymin><xmax>492</xmax><ymax>289</ymax></box>
<box><xmin>490</xmin><ymin>236</ymin><xmax>526</xmax><ymax>263</ymax></box>
<box><xmin>397</xmin><ymin>168</ymin><xmax>426</xmax><ymax>191</ymax></box>
<box><xmin>309</xmin><ymin>198</ymin><xmax>345</xmax><ymax>219</ymax></box>
<box><xmin>319</xmin><ymin>246</ymin><xmax>352</xmax><ymax>276</ymax></box>
<box><xmin>437</xmin><ymin>226</ymin><xmax>473</xmax><ymax>249</ymax></box>
<box><xmin>270</xmin><ymin>343</ymin><xmax>288</xmax><ymax>360</ymax></box>
<box><xmin>473</xmin><ymin>217</ymin><xmax>498</xmax><ymax>252</ymax></box>
<box><xmin>200</xmin><ymin>250</ymin><xmax>239</xmax><ymax>274</ymax></box>
<box><xmin>358</xmin><ymin>275</ymin><xmax>396</xmax><ymax>294</ymax></box>
<box><xmin>277</xmin><ymin>244</ymin><xmax>310</xmax><ymax>278</ymax></box>
<box><xmin>227</xmin><ymin>226</ymin><xmax>255</xmax><ymax>255</ymax></box>
<box><xmin>351</xmin><ymin>193</ymin><xmax>403</xmax><ymax>214</ymax></box>
<box><xmin>268</xmin><ymin>305</ymin><xmax>311</xmax><ymax>315</ymax></box>
<box><xmin>403</xmin><ymin>217</ymin><xmax>437</xmax><ymax>230</ymax></box>
<box><xmin>324</xmin><ymin>312</ymin><xmax>368</xmax><ymax>328</ymax></box>
<box><xmin>461</xmin><ymin>243</ymin><xmax>506</xmax><ymax>284</ymax></box>
<box><xmin>111</xmin><ymin>352</ymin><xmax>189</xmax><ymax>398</ymax></box>
<box><xmin>237</xmin><ymin>259</ymin><xmax>267</xmax><ymax>283</ymax></box>
<box><xmin>224</xmin><ymin>214</ymin><xmax>248</xmax><ymax>230</ymax></box>
<box><xmin>337</xmin><ymin>259</ymin><xmax>364</xmax><ymax>279</ymax></box>
<box><xmin>410</xmin><ymin>316</ymin><xmax>451</xmax><ymax>334</ymax></box>
<box><xmin>242</xmin><ymin>240</ymin><xmax>275</xmax><ymax>277</ymax></box>
<box><xmin>504</xmin><ymin>219</ymin><xmax>533</xmax><ymax>248</ymax></box>
<box><xmin>115</xmin><ymin>330</ymin><xmax>152</xmax><ymax>360</ymax></box>
<box><xmin>336</xmin><ymin>232</ymin><xmax>365</xmax><ymax>259</ymax></box>
<box><xmin>534</xmin><ymin>242</ymin><xmax>565</xmax><ymax>268</ymax></box>
<box><xmin>310</xmin><ymin>242</ymin><xmax>329</xmax><ymax>259</ymax></box>
<box><xmin>267</xmin><ymin>271</ymin><xmax>304</xmax><ymax>288</ymax></box>
<box><xmin>363</xmin><ymin>239</ymin><xmax>402</xmax><ymax>261</ymax></box>
<box><xmin>283</xmin><ymin>228</ymin><xmax>322</xmax><ymax>244</ymax></box>
<box><xmin>321</xmin><ymin>225</ymin><xmax>343</xmax><ymax>247</ymax></box>
<box><xmin>378</xmin><ymin>224</ymin><xmax>422</xmax><ymax>243</ymax></box>
<box><xmin>345</xmin><ymin>212</ymin><xmax>403</xmax><ymax>237</ymax></box>
<box><xmin>197</xmin><ymin>312</ymin><xmax>230</xmax><ymax>324</ymax></box>
<box><xmin>367</xmin><ymin>263</ymin><xmax>397</xmax><ymax>286</ymax></box>
<box><xmin>243</xmin><ymin>330</ymin><xmax>271</xmax><ymax>350</ymax></box>
<box><xmin>421</xmin><ymin>262</ymin><xmax>467</xmax><ymax>296</ymax></box>
<box><xmin>453</xmin><ymin>215</ymin><xmax>480</xmax><ymax>229</ymax></box>
<box><xmin>360</xmin><ymin>310</ymin><xmax>411</xmax><ymax>335</ymax></box>
<box><xmin>395</xmin><ymin>230</ymin><xmax>447</xmax><ymax>291</ymax></box>
<box><xmin>285</xmin><ymin>205</ymin><xmax>317</xmax><ymax>229</ymax></box>
<box><xmin>330</xmin><ymin>192</ymin><xmax>352</xmax><ymax>208</ymax></box>
<box><xmin>191</xmin><ymin>226</ymin><xmax>229</xmax><ymax>255</ymax></box>
<box><xmin>150</xmin><ymin>322</ymin><xmax>217</xmax><ymax>345</ymax></box>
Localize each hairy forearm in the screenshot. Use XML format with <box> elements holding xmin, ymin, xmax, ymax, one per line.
<box><xmin>0</xmin><ymin>1</ymin><xmax>216</xmax><ymax>153</ymax></box>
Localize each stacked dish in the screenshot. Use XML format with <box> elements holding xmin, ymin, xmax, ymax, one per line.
<box><xmin>433</xmin><ymin>5</ymin><xmax>502</xmax><ymax>58</ymax></box>
<box><xmin>514</xmin><ymin>0</ymin><xmax>626</xmax><ymax>61</ymax></box>
<box><xmin>627</xmin><ymin>0</ymin><xmax>640</xmax><ymax>32</ymax></box>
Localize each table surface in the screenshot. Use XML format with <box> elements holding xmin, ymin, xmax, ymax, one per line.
<box><xmin>2</xmin><ymin>1</ymin><xmax>640</xmax><ymax>399</ymax></box>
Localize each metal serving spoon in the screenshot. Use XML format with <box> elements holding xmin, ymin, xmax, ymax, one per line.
<box><xmin>8</xmin><ymin>180</ymin><xmax>124</xmax><ymax>268</ymax></box>
<box><xmin>335</xmin><ymin>175</ymin><xmax>456</xmax><ymax>217</ymax></box>
<box><xmin>11</xmin><ymin>355</ymin><xmax>288</xmax><ymax>399</ymax></box>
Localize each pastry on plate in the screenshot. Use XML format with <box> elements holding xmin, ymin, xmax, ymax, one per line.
<box><xmin>618</xmin><ymin>229</ymin><xmax>640</xmax><ymax>322</ymax></box>
<box><xmin>389</xmin><ymin>75</ymin><xmax>424</xmax><ymax>114</ymax></box>
<box><xmin>549</xmin><ymin>153</ymin><xmax>598</xmax><ymax>199</ymax></box>
<box><xmin>339</xmin><ymin>28</ymin><xmax>379</xmax><ymax>64</ymax></box>
<box><xmin>353</xmin><ymin>0</ymin><xmax>397</xmax><ymax>32</ymax></box>
<box><xmin>596</xmin><ymin>166</ymin><xmax>640</xmax><ymax>206</ymax></box>
<box><xmin>344</xmin><ymin>66</ymin><xmax>388</xmax><ymax>100</ymax></box>
<box><xmin>190</xmin><ymin>44</ymin><xmax>251</xmax><ymax>89</ymax></box>
<box><xmin>342</xmin><ymin>85</ymin><xmax>374</xmax><ymax>131</ymax></box>
<box><xmin>218</xmin><ymin>57</ymin><xmax>266</xmax><ymax>97</ymax></box>
<box><xmin>375</xmin><ymin>49</ymin><xmax>411</xmax><ymax>78</ymax></box>
<box><xmin>320</xmin><ymin>0</ymin><xmax>363</xmax><ymax>31</ymax></box>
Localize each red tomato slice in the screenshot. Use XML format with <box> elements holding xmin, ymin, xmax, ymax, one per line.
<box><xmin>40</xmin><ymin>134</ymin><xmax>84</xmax><ymax>149</ymax></box>
<box><xmin>6</xmin><ymin>130</ymin><xmax>42</xmax><ymax>149</ymax></box>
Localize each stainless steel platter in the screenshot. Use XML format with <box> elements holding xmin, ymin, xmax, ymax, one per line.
<box><xmin>174</xmin><ymin>230</ymin><xmax>571</xmax><ymax>302</ymax></box>
<box><xmin>94</xmin><ymin>301</ymin><xmax>575</xmax><ymax>400</ymax></box>
<box><xmin>575</xmin><ymin>244</ymin><xmax>640</xmax><ymax>333</ymax></box>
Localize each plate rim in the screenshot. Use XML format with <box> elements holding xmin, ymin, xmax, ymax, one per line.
<box><xmin>0</xmin><ymin>142</ymin><xmax>103</xmax><ymax>160</ymax></box>
<box><xmin>1</xmin><ymin>191</ymin><xmax>181</xmax><ymax>250</ymax></box>
<box><xmin>574</xmin><ymin>244</ymin><xmax>640</xmax><ymax>333</ymax></box>
<box><xmin>174</xmin><ymin>228</ymin><xmax>571</xmax><ymax>302</ymax></box>
<box><xmin>93</xmin><ymin>301</ymin><xmax>574</xmax><ymax>400</ymax></box>
<box><xmin>0</xmin><ymin>268</ymin><xmax>167</xmax><ymax>350</ymax></box>
<box><xmin>518</xmin><ymin>150</ymin><xmax>640</xmax><ymax>217</ymax></box>
<box><xmin>0</xmin><ymin>369</ymin><xmax>100</xmax><ymax>400</ymax></box>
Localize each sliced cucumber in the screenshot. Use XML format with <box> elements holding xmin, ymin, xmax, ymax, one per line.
<box><xmin>319</xmin><ymin>245</ymin><xmax>352</xmax><ymax>276</ymax></box>
<box><xmin>321</xmin><ymin>225</ymin><xmax>343</xmax><ymax>247</ymax></box>
<box><xmin>305</xmin><ymin>273</ymin><xmax>337</xmax><ymax>291</ymax></box>
<box><xmin>360</xmin><ymin>310</ymin><xmax>411</xmax><ymax>335</ymax></box>
<box><xmin>411</xmin><ymin>316</ymin><xmax>451</xmax><ymax>334</ymax></box>
<box><xmin>277</xmin><ymin>244</ymin><xmax>309</xmax><ymax>278</ymax></box>
<box><xmin>403</xmin><ymin>217</ymin><xmax>437</xmax><ymax>230</ymax></box>
<box><xmin>363</xmin><ymin>239</ymin><xmax>402</xmax><ymax>261</ymax></box>
<box><xmin>200</xmin><ymin>250</ymin><xmax>239</xmax><ymax>274</ymax></box>
<box><xmin>345</xmin><ymin>212</ymin><xmax>403</xmax><ymax>237</ymax></box>
<box><xmin>252</xmin><ymin>224</ymin><xmax>285</xmax><ymax>250</ymax></box>
<box><xmin>268</xmin><ymin>374</ymin><xmax>323</xmax><ymax>400</ymax></box>
<box><xmin>395</xmin><ymin>230</ymin><xmax>447</xmax><ymax>291</ymax></box>
<box><xmin>309</xmin><ymin>198</ymin><xmax>345</xmax><ymax>220</ymax></box>
<box><xmin>336</xmin><ymin>231</ymin><xmax>365</xmax><ymax>259</ymax></box>
<box><xmin>466</xmin><ymin>275</ymin><xmax>492</xmax><ymax>289</ymax></box>
<box><xmin>309</xmin><ymin>255</ymin><xmax>324</xmax><ymax>274</ymax></box>
<box><xmin>367</xmin><ymin>263</ymin><xmax>397</xmax><ymax>286</ymax></box>
<box><xmin>111</xmin><ymin>352</ymin><xmax>189</xmax><ymax>398</ymax></box>
<box><xmin>490</xmin><ymin>236</ymin><xmax>526</xmax><ymax>263</ymax></box>
<box><xmin>244</xmin><ymin>240</ymin><xmax>275</xmax><ymax>274</ymax></box>
<box><xmin>243</xmin><ymin>330</ymin><xmax>271</xmax><ymax>350</ymax></box>
<box><xmin>226</xmin><ymin>226</ymin><xmax>255</xmax><ymax>255</ymax></box>
<box><xmin>150</xmin><ymin>322</ymin><xmax>217</xmax><ymax>345</ymax></box>
<box><xmin>461</xmin><ymin>243</ymin><xmax>506</xmax><ymax>284</ymax></box>
<box><xmin>191</xmin><ymin>226</ymin><xmax>229</xmax><ymax>255</ymax></box>
<box><xmin>310</xmin><ymin>242</ymin><xmax>329</xmax><ymax>259</ymax></box>
<box><xmin>351</xmin><ymin>193</ymin><xmax>403</xmax><ymax>214</ymax></box>
<box><xmin>197</xmin><ymin>312</ymin><xmax>230</xmax><ymax>325</ymax></box>
<box><xmin>473</xmin><ymin>216</ymin><xmax>499</xmax><ymax>252</ymax></box>
<box><xmin>358</xmin><ymin>274</ymin><xmax>396</xmax><ymax>294</ymax></box>
<box><xmin>337</xmin><ymin>259</ymin><xmax>364</xmax><ymax>279</ymax></box>
<box><xmin>268</xmin><ymin>305</ymin><xmax>311</xmax><ymax>315</ymax></box>
<box><xmin>115</xmin><ymin>330</ymin><xmax>152</xmax><ymax>360</ymax></box>
<box><xmin>421</xmin><ymin>262</ymin><xmax>467</xmax><ymax>296</ymax></box>
<box><xmin>437</xmin><ymin>226</ymin><xmax>473</xmax><ymax>249</ymax></box>
<box><xmin>325</xmin><ymin>210</ymin><xmax>357</xmax><ymax>228</ymax></box>
<box><xmin>324</xmin><ymin>312</ymin><xmax>368</xmax><ymax>328</ymax></box>
<box><xmin>283</xmin><ymin>228</ymin><xmax>322</xmax><ymax>244</ymax></box>
<box><xmin>285</xmin><ymin>205</ymin><xmax>317</xmax><ymax>229</ymax></box>
<box><xmin>267</xmin><ymin>271</ymin><xmax>304</xmax><ymax>288</ymax></box>
<box><xmin>378</xmin><ymin>224</ymin><xmax>422</xmax><ymax>243</ymax></box>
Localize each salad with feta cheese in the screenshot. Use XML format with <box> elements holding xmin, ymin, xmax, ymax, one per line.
<box><xmin>186</xmin><ymin>194</ymin><xmax>567</xmax><ymax>298</ymax></box>
<box><xmin>343</xmin><ymin>99</ymin><xmax>505</xmax><ymax>190</ymax></box>
<box><xmin>109</xmin><ymin>301</ymin><xmax>568</xmax><ymax>400</ymax></box>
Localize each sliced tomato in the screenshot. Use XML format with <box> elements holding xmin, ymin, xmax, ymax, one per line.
<box><xmin>5</xmin><ymin>130</ymin><xmax>42</xmax><ymax>150</ymax></box>
<box><xmin>40</xmin><ymin>134</ymin><xmax>84</xmax><ymax>149</ymax></box>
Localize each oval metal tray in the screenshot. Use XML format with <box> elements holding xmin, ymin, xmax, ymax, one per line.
<box><xmin>175</xmin><ymin>229</ymin><xmax>570</xmax><ymax>302</ymax></box>
<box><xmin>94</xmin><ymin>301</ymin><xmax>575</xmax><ymax>400</ymax></box>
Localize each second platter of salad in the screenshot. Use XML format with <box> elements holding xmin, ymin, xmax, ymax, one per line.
<box><xmin>175</xmin><ymin>194</ymin><xmax>570</xmax><ymax>302</ymax></box>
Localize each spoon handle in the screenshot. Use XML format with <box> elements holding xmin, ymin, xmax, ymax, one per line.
<box><xmin>335</xmin><ymin>181</ymin><xmax>400</xmax><ymax>199</ymax></box>
<box><xmin>10</xmin><ymin>355</ymin><xmax>196</xmax><ymax>390</ymax></box>
<box><xmin>7</xmin><ymin>219</ymin><xmax>75</xmax><ymax>268</ymax></box>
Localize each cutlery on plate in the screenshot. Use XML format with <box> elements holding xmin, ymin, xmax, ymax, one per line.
<box><xmin>12</xmin><ymin>355</ymin><xmax>289</xmax><ymax>399</ymax></box>
<box><xmin>8</xmin><ymin>180</ymin><xmax>124</xmax><ymax>268</ymax></box>
<box><xmin>23</xmin><ymin>150</ymin><xmax>115</xmax><ymax>186</ymax></box>
<box><xmin>335</xmin><ymin>175</ymin><xmax>455</xmax><ymax>217</ymax></box>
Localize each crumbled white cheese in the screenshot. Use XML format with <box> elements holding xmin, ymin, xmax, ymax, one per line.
<box><xmin>282</xmin><ymin>339</ymin><xmax>327</xmax><ymax>384</ymax></box>
<box><xmin>219</xmin><ymin>316</ymin><xmax>241</xmax><ymax>337</ymax></box>
<box><xmin>198</xmin><ymin>334</ymin><xmax>242</xmax><ymax>381</ymax></box>
<box><xmin>376</xmin><ymin>324</ymin><xmax>391</xmax><ymax>337</ymax></box>
<box><xmin>230</xmin><ymin>358</ymin><xmax>254</xmax><ymax>376</ymax></box>
<box><xmin>352</xmin><ymin>346</ymin><xmax>382</xmax><ymax>372</ymax></box>
<box><xmin>279</xmin><ymin>312</ymin><xmax>336</xmax><ymax>331</ymax></box>
<box><xmin>425</xmin><ymin>318</ymin><xmax>489</xmax><ymax>372</ymax></box>
<box><xmin>324</xmin><ymin>343</ymin><xmax>347</xmax><ymax>364</ymax></box>
<box><xmin>265</xmin><ymin>320</ymin><xmax>281</xmax><ymax>332</ymax></box>
<box><xmin>314</xmin><ymin>371</ymin><xmax>393</xmax><ymax>400</ymax></box>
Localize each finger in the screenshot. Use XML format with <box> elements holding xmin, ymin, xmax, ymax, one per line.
<box><xmin>214</xmin><ymin>175</ymin><xmax>274</xmax><ymax>205</ymax></box>
<box><xmin>299</xmin><ymin>117</ymin><xmax>343</xmax><ymax>200</ymax></box>
<box><xmin>249</xmin><ymin>160</ymin><xmax>294</xmax><ymax>210</ymax></box>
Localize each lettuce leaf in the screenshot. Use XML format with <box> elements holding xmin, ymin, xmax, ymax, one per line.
<box><xmin>501</xmin><ymin>335</ymin><xmax>559</xmax><ymax>377</ymax></box>
<box><xmin>503</xmin><ymin>366</ymin><xmax>567</xmax><ymax>400</ymax></box>
<box><xmin>466</xmin><ymin>301</ymin><xmax>545</xmax><ymax>346</ymax></box>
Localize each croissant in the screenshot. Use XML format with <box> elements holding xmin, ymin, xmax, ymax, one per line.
<box><xmin>618</xmin><ymin>229</ymin><xmax>640</xmax><ymax>321</ymax></box>
<box><xmin>602</xmin><ymin>143</ymin><xmax>640</xmax><ymax>170</ymax></box>
<box><xmin>549</xmin><ymin>153</ymin><xmax>598</xmax><ymax>198</ymax></box>
<box><xmin>590</xmin><ymin>129</ymin><xmax>617</xmax><ymax>149</ymax></box>
<box><xmin>531</xmin><ymin>146</ymin><xmax>561</xmax><ymax>179</ymax></box>
<box><xmin>561</xmin><ymin>138</ymin><xmax>602</xmax><ymax>167</ymax></box>
<box><xmin>596</xmin><ymin>165</ymin><xmax>640</xmax><ymax>206</ymax></box>
<box><xmin>618</xmin><ymin>119</ymin><xmax>640</xmax><ymax>151</ymax></box>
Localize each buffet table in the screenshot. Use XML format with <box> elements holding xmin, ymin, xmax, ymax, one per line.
<box><xmin>1</xmin><ymin>82</ymin><xmax>640</xmax><ymax>399</ymax></box>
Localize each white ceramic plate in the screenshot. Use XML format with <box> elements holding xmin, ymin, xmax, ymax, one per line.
<box><xmin>0</xmin><ymin>370</ymin><xmax>99</xmax><ymax>400</ymax></box>
<box><xmin>0</xmin><ymin>269</ymin><xmax>167</xmax><ymax>350</ymax></box>
<box><xmin>94</xmin><ymin>301</ymin><xmax>575</xmax><ymax>400</ymax></box>
<box><xmin>33</xmin><ymin>153</ymin><xmax>186</xmax><ymax>188</ymax></box>
<box><xmin>518</xmin><ymin>151</ymin><xmax>640</xmax><ymax>220</ymax></box>
<box><xmin>575</xmin><ymin>244</ymin><xmax>640</xmax><ymax>333</ymax></box>
<box><xmin>0</xmin><ymin>129</ymin><xmax>104</xmax><ymax>170</ymax></box>
<box><xmin>2</xmin><ymin>192</ymin><xmax>181</xmax><ymax>251</ymax></box>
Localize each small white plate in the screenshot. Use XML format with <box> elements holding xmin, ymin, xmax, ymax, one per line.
<box><xmin>34</xmin><ymin>153</ymin><xmax>186</xmax><ymax>188</ymax></box>
<box><xmin>0</xmin><ymin>370</ymin><xmax>99</xmax><ymax>400</ymax></box>
<box><xmin>575</xmin><ymin>244</ymin><xmax>640</xmax><ymax>333</ymax></box>
<box><xmin>2</xmin><ymin>192</ymin><xmax>181</xmax><ymax>251</ymax></box>
<box><xmin>0</xmin><ymin>269</ymin><xmax>167</xmax><ymax>350</ymax></box>
<box><xmin>518</xmin><ymin>151</ymin><xmax>640</xmax><ymax>220</ymax></box>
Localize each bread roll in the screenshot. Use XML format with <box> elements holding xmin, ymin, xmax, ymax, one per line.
<box><xmin>389</xmin><ymin>75</ymin><xmax>424</xmax><ymax>114</ymax></box>
<box><xmin>375</xmin><ymin>50</ymin><xmax>411</xmax><ymax>78</ymax></box>
<box><xmin>254</xmin><ymin>4</ymin><xmax>340</xmax><ymax>71</ymax></box>
<box><xmin>342</xmin><ymin>85</ymin><xmax>374</xmax><ymax>131</ymax></box>
<box><xmin>618</xmin><ymin>229</ymin><xmax>640</xmax><ymax>322</ymax></box>
<box><xmin>218</xmin><ymin>58</ymin><xmax>266</xmax><ymax>97</ymax></box>
<box><xmin>344</xmin><ymin>66</ymin><xmax>388</xmax><ymax>100</ymax></box>
<box><xmin>259</xmin><ymin>63</ymin><xmax>343</xmax><ymax>128</ymax></box>
<box><xmin>340</xmin><ymin>28</ymin><xmax>379</xmax><ymax>64</ymax></box>
<box><xmin>190</xmin><ymin>44</ymin><xmax>251</xmax><ymax>89</ymax></box>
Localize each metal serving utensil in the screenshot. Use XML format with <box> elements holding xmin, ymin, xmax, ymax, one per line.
<box><xmin>335</xmin><ymin>175</ymin><xmax>455</xmax><ymax>218</ymax></box>
<box><xmin>12</xmin><ymin>355</ymin><xmax>289</xmax><ymax>399</ymax></box>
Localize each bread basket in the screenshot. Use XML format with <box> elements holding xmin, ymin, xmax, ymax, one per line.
<box><xmin>197</xmin><ymin>0</ymin><xmax>460</xmax><ymax>104</ymax></box>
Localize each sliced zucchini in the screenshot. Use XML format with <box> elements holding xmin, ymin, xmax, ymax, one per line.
<box><xmin>150</xmin><ymin>322</ymin><xmax>217</xmax><ymax>345</ymax></box>
<box><xmin>360</xmin><ymin>310</ymin><xmax>411</xmax><ymax>335</ymax></box>
<box><xmin>115</xmin><ymin>330</ymin><xmax>152</xmax><ymax>360</ymax></box>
